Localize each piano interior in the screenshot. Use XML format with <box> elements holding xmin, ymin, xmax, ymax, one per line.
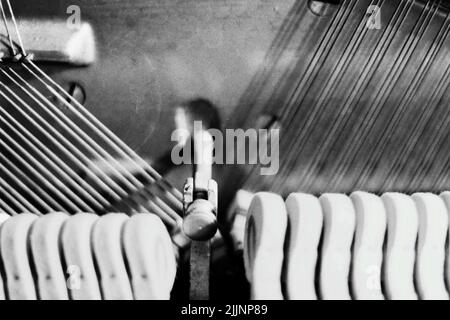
<box><xmin>0</xmin><ymin>0</ymin><xmax>448</xmax><ymax>300</ymax></box>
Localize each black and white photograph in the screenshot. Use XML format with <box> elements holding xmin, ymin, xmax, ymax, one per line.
<box><xmin>0</xmin><ymin>0</ymin><xmax>448</xmax><ymax>309</ymax></box>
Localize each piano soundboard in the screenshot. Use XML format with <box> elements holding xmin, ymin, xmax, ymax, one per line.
<box><xmin>0</xmin><ymin>0</ymin><xmax>448</xmax><ymax>302</ymax></box>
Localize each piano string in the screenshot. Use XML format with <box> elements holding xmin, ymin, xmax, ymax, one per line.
<box><xmin>0</xmin><ymin>0</ymin><xmax>183</xmax><ymax>233</ymax></box>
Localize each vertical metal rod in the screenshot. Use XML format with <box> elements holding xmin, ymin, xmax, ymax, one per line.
<box><xmin>188</xmin><ymin>130</ymin><xmax>216</xmax><ymax>300</ymax></box>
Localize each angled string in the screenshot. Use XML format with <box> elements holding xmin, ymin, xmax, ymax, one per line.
<box><xmin>4</xmin><ymin>0</ymin><xmax>25</xmax><ymax>55</ymax></box>
<box><xmin>348</xmin><ymin>0</ymin><xmax>439</xmax><ymax>189</ymax></box>
<box><xmin>323</xmin><ymin>0</ymin><xmax>415</xmax><ymax>187</ymax></box>
<box><xmin>292</xmin><ymin>0</ymin><xmax>384</xmax><ymax>188</ymax></box>
<box><xmin>25</xmin><ymin>60</ymin><xmax>183</xmax><ymax>207</ymax></box>
<box><xmin>0</xmin><ymin>0</ymin><xmax>14</xmax><ymax>55</ymax></box>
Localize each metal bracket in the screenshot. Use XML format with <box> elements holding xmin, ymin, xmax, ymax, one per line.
<box><xmin>182</xmin><ymin>130</ymin><xmax>218</xmax><ymax>300</ymax></box>
<box><xmin>0</xmin><ymin>19</ymin><xmax>95</xmax><ymax>65</ymax></box>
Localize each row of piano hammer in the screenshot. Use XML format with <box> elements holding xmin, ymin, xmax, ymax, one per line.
<box><xmin>230</xmin><ymin>190</ymin><xmax>450</xmax><ymax>300</ymax></box>
<box><xmin>0</xmin><ymin>212</ymin><xmax>176</xmax><ymax>300</ymax></box>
